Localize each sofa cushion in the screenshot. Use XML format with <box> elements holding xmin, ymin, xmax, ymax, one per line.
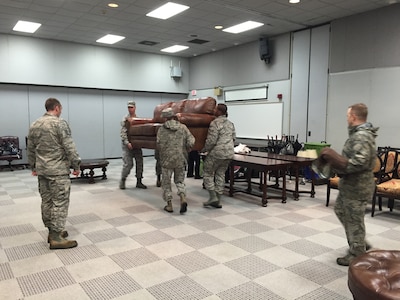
<box><xmin>182</xmin><ymin>97</ymin><xmax>216</xmax><ymax>114</ymax></box>
<box><xmin>129</xmin><ymin>123</ymin><xmax>162</xmax><ymax>136</ymax></box>
<box><xmin>177</xmin><ymin>113</ymin><xmax>215</xmax><ymax>127</ymax></box>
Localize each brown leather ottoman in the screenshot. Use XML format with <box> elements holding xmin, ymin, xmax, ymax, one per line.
<box><xmin>72</xmin><ymin>159</ymin><xmax>109</xmax><ymax>184</ymax></box>
<box><xmin>348</xmin><ymin>250</ymin><xmax>400</xmax><ymax>300</ymax></box>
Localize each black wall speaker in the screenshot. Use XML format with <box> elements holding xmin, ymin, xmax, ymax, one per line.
<box><xmin>259</xmin><ymin>37</ymin><xmax>271</xmax><ymax>64</ymax></box>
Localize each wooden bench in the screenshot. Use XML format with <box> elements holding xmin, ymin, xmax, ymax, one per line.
<box><xmin>72</xmin><ymin>159</ymin><xmax>109</xmax><ymax>184</ymax></box>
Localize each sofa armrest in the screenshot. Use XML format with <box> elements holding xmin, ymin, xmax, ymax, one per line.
<box><xmin>129</xmin><ymin>118</ymin><xmax>154</xmax><ymax>126</ymax></box>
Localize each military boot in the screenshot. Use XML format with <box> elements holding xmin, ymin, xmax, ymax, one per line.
<box><xmin>337</xmin><ymin>245</ymin><xmax>365</xmax><ymax>266</ymax></box>
<box><xmin>164</xmin><ymin>200</ymin><xmax>173</xmax><ymax>213</ymax></box>
<box><xmin>156</xmin><ymin>174</ymin><xmax>161</xmax><ymax>187</ymax></box>
<box><xmin>136</xmin><ymin>178</ymin><xmax>147</xmax><ymax>189</ymax></box>
<box><xmin>203</xmin><ymin>190</ymin><xmax>219</xmax><ymax>207</ymax></box>
<box><xmin>119</xmin><ymin>179</ymin><xmax>126</xmax><ymax>189</ymax></box>
<box><xmin>179</xmin><ymin>193</ymin><xmax>188</xmax><ymax>214</ymax></box>
<box><xmin>336</xmin><ymin>253</ymin><xmax>356</xmax><ymax>266</ymax></box>
<box><xmin>366</xmin><ymin>241</ymin><xmax>372</xmax><ymax>251</ymax></box>
<box><xmin>213</xmin><ymin>193</ymin><xmax>223</xmax><ymax>208</ymax></box>
<box><xmin>47</xmin><ymin>229</ymin><xmax>68</xmax><ymax>243</ymax></box>
<box><xmin>49</xmin><ymin>230</ymin><xmax>78</xmax><ymax>250</ymax></box>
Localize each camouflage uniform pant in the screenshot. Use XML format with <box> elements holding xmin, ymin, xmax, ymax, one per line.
<box><xmin>161</xmin><ymin>166</ymin><xmax>186</xmax><ymax>202</ymax></box>
<box><xmin>155</xmin><ymin>149</ymin><xmax>161</xmax><ymax>176</ymax></box>
<box><xmin>203</xmin><ymin>156</ymin><xmax>231</xmax><ymax>194</ymax></box>
<box><xmin>334</xmin><ymin>185</ymin><xmax>373</xmax><ymax>255</ymax></box>
<box><xmin>38</xmin><ymin>175</ymin><xmax>71</xmax><ymax>233</ymax></box>
<box><xmin>121</xmin><ymin>145</ymin><xmax>143</xmax><ymax>179</ymax></box>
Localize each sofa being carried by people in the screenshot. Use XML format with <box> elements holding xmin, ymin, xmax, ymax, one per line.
<box><xmin>127</xmin><ymin>97</ymin><xmax>216</xmax><ymax>151</ymax></box>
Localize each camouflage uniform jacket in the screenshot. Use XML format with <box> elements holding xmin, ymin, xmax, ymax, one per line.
<box><xmin>27</xmin><ymin>113</ymin><xmax>81</xmax><ymax>176</ymax></box>
<box><xmin>156</xmin><ymin>119</ymin><xmax>195</xmax><ymax>169</ymax></box>
<box><xmin>339</xmin><ymin>122</ymin><xmax>378</xmax><ymax>193</ymax></box>
<box><xmin>120</xmin><ymin>113</ymin><xmax>136</xmax><ymax>146</ymax></box>
<box><xmin>202</xmin><ymin>115</ymin><xmax>236</xmax><ymax>160</ymax></box>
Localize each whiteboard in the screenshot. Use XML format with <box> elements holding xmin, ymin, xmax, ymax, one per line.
<box><xmin>225</xmin><ymin>86</ymin><xmax>268</xmax><ymax>101</ymax></box>
<box><xmin>227</xmin><ymin>102</ymin><xmax>283</xmax><ymax>139</ymax></box>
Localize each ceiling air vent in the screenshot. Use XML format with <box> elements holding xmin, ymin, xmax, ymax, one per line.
<box><xmin>187</xmin><ymin>39</ymin><xmax>209</xmax><ymax>44</ymax></box>
<box><xmin>138</xmin><ymin>40</ymin><xmax>159</xmax><ymax>46</ymax></box>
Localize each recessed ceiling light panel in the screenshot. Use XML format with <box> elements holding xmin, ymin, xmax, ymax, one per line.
<box><xmin>96</xmin><ymin>34</ymin><xmax>125</xmax><ymax>44</ymax></box>
<box><xmin>13</xmin><ymin>20</ymin><xmax>41</xmax><ymax>33</ymax></box>
<box><xmin>223</xmin><ymin>21</ymin><xmax>264</xmax><ymax>34</ymax></box>
<box><xmin>146</xmin><ymin>2</ymin><xmax>189</xmax><ymax>20</ymax></box>
<box><xmin>161</xmin><ymin>45</ymin><xmax>189</xmax><ymax>53</ymax></box>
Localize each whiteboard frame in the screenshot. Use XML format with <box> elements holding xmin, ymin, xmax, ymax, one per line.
<box><xmin>224</xmin><ymin>85</ymin><xmax>268</xmax><ymax>102</ymax></box>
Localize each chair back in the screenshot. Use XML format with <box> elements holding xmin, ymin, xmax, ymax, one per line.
<box><xmin>376</xmin><ymin>147</ymin><xmax>400</xmax><ymax>183</ymax></box>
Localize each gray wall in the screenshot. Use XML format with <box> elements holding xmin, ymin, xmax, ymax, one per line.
<box><xmin>189</xmin><ymin>33</ymin><xmax>291</xmax><ymax>89</ymax></box>
<box><xmin>0</xmin><ymin>34</ymin><xmax>189</xmax><ymax>93</ymax></box>
<box><xmin>0</xmin><ymin>84</ymin><xmax>186</xmax><ymax>166</ymax></box>
<box><xmin>327</xmin><ymin>3</ymin><xmax>400</xmax><ymax>150</ymax></box>
<box><xmin>189</xmin><ymin>3</ymin><xmax>400</xmax><ymax>151</ymax></box>
<box><xmin>0</xmin><ymin>34</ymin><xmax>190</xmax><ymax>166</ymax></box>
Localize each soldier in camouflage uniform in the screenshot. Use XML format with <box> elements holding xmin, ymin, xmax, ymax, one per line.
<box><xmin>318</xmin><ymin>103</ymin><xmax>378</xmax><ymax>266</ymax></box>
<box><xmin>119</xmin><ymin>100</ymin><xmax>147</xmax><ymax>189</ymax></box>
<box><xmin>27</xmin><ymin>98</ymin><xmax>81</xmax><ymax>250</ymax></box>
<box><xmin>202</xmin><ymin>104</ymin><xmax>236</xmax><ymax>208</ymax></box>
<box><xmin>156</xmin><ymin>108</ymin><xmax>195</xmax><ymax>214</ymax></box>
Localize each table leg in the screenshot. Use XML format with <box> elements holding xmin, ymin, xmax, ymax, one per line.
<box><xmin>102</xmin><ymin>166</ymin><xmax>107</xmax><ymax>179</ymax></box>
<box><xmin>88</xmin><ymin>168</ymin><xmax>95</xmax><ymax>184</ymax></box>
<box><xmin>246</xmin><ymin>170</ymin><xmax>252</xmax><ymax>193</ymax></box>
<box><xmin>262</xmin><ymin>171</ymin><xmax>268</xmax><ymax>207</ymax></box>
<box><xmin>294</xmin><ymin>166</ymin><xmax>300</xmax><ymax>200</ymax></box>
<box><xmin>282</xmin><ymin>171</ymin><xmax>287</xmax><ymax>203</ymax></box>
<box><xmin>229</xmin><ymin>165</ymin><xmax>234</xmax><ymax>197</ymax></box>
<box><xmin>310</xmin><ymin>169</ymin><xmax>316</xmax><ymax>198</ymax></box>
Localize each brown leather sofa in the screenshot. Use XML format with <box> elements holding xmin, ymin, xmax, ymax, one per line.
<box><xmin>348</xmin><ymin>250</ymin><xmax>400</xmax><ymax>300</ymax></box>
<box><xmin>128</xmin><ymin>97</ymin><xmax>216</xmax><ymax>151</ymax></box>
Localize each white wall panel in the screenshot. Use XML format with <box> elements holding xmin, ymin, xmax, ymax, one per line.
<box><xmin>290</xmin><ymin>30</ymin><xmax>310</xmax><ymax>142</ymax></box>
<box><xmin>0</xmin><ymin>85</ymin><xmax>29</xmax><ymax>166</ymax></box>
<box><xmin>68</xmin><ymin>89</ymin><xmax>104</xmax><ymax>159</ymax></box>
<box><xmin>307</xmin><ymin>25</ymin><xmax>330</xmax><ymax>143</ymax></box>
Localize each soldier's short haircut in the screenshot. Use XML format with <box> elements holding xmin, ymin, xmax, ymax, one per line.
<box><xmin>217</xmin><ymin>103</ymin><xmax>228</xmax><ymax>116</ymax></box>
<box><xmin>45</xmin><ymin>98</ymin><xmax>61</xmax><ymax>111</ymax></box>
<box><xmin>349</xmin><ymin>103</ymin><xmax>368</xmax><ymax>121</ymax></box>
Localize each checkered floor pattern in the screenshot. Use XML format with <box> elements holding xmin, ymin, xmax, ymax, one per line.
<box><xmin>1</xmin><ymin>157</ymin><xmax>400</xmax><ymax>299</ymax></box>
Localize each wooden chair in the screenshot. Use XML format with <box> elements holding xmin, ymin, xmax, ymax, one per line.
<box><xmin>372</xmin><ymin>147</ymin><xmax>400</xmax><ymax>217</ymax></box>
<box><xmin>326</xmin><ymin>147</ymin><xmax>386</xmax><ymax>207</ymax></box>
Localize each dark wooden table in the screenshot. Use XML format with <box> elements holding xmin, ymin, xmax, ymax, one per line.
<box><xmin>229</xmin><ymin>154</ymin><xmax>293</xmax><ymax>207</ymax></box>
<box><xmin>71</xmin><ymin>159</ymin><xmax>109</xmax><ymax>184</ymax></box>
<box><xmin>245</xmin><ymin>151</ymin><xmax>316</xmax><ymax>200</ymax></box>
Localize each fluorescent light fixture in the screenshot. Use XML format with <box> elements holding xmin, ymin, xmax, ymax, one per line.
<box><xmin>161</xmin><ymin>45</ymin><xmax>189</xmax><ymax>53</ymax></box>
<box><xmin>289</xmin><ymin>0</ymin><xmax>300</xmax><ymax>3</ymax></box>
<box><xmin>146</xmin><ymin>2</ymin><xmax>189</xmax><ymax>20</ymax></box>
<box><xmin>96</xmin><ymin>34</ymin><xmax>125</xmax><ymax>44</ymax></box>
<box><xmin>223</xmin><ymin>21</ymin><xmax>264</xmax><ymax>34</ymax></box>
<box><xmin>13</xmin><ymin>20</ymin><xmax>41</xmax><ymax>33</ymax></box>
<box><xmin>108</xmin><ymin>3</ymin><xmax>119</xmax><ymax>8</ymax></box>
